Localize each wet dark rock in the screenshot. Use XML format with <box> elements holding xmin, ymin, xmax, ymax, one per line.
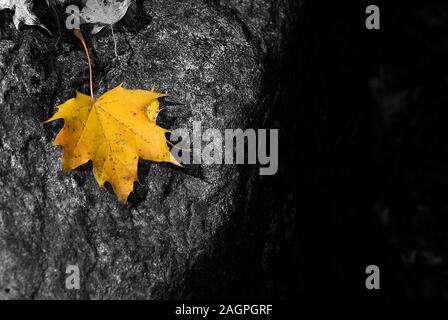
<box><xmin>0</xmin><ymin>0</ymin><xmax>299</xmax><ymax>299</ymax></box>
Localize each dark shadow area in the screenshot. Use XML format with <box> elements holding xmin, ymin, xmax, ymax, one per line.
<box><xmin>178</xmin><ymin>0</ymin><xmax>448</xmax><ymax>299</ymax></box>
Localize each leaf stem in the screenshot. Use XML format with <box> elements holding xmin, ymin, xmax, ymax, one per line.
<box><xmin>74</xmin><ymin>29</ymin><xmax>94</xmax><ymax>100</ymax></box>
<box><xmin>110</xmin><ymin>25</ymin><xmax>118</xmax><ymax>58</ymax></box>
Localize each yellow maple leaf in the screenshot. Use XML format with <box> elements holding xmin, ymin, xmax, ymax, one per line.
<box><xmin>46</xmin><ymin>84</ymin><xmax>179</xmax><ymax>203</ymax></box>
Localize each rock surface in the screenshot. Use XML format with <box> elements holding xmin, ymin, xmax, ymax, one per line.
<box><xmin>0</xmin><ymin>0</ymin><xmax>299</xmax><ymax>299</ymax></box>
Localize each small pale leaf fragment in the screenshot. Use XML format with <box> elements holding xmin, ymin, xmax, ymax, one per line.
<box><xmin>81</xmin><ymin>0</ymin><xmax>132</xmax><ymax>34</ymax></box>
<box><xmin>0</xmin><ymin>0</ymin><xmax>50</xmax><ymax>32</ymax></box>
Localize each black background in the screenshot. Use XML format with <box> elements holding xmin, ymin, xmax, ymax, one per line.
<box><xmin>181</xmin><ymin>0</ymin><xmax>448</xmax><ymax>300</ymax></box>
<box><xmin>297</xmin><ymin>0</ymin><xmax>448</xmax><ymax>298</ymax></box>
